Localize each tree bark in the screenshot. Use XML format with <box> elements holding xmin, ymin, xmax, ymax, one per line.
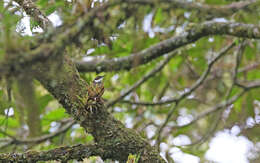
<box><xmin>33</xmin><ymin>56</ymin><xmax>165</xmax><ymax>162</ymax></box>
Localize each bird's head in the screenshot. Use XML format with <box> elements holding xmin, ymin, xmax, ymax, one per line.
<box><xmin>93</xmin><ymin>75</ymin><xmax>105</xmax><ymax>84</ymax></box>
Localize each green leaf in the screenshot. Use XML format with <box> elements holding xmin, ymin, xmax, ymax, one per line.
<box><xmin>168</xmin><ymin>56</ymin><xmax>183</xmax><ymax>73</ymax></box>
<box><xmin>0</xmin><ymin>115</ymin><xmax>19</xmax><ymax>128</ymax></box>
<box><xmin>38</xmin><ymin>94</ymin><xmax>53</xmax><ymax>112</ymax></box>
<box><xmin>86</xmin><ymin>134</ymin><xmax>94</xmax><ymax>142</ymax></box>
<box><xmin>42</xmin><ymin>108</ymin><xmax>69</xmax><ymax>125</ymax></box>
<box><xmin>247</xmin><ymin>69</ymin><xmax>260</xmax><ymax>80</ymax></box>
<box><xmin>45</xmin><ymin>6</ymin><xmax>56</xmax><ymax>15</ymax></box>
<box><xmin>36</xmin><ymin>0</ymin><xmax>48</xmax><ymax>7</ymax></box>
<box><xmin>154</xmin><ymin>8</ymin><xmax>163</xmax><ymax>25</ymax></box>
<box><xmin>234</xmin><ymin>97</ymin><xmax>242</xmax><ymax>113</ymax></box>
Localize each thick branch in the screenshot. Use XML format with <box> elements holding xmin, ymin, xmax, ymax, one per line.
<box><xmin>0</xmin><ymin>144</ymin><xmax>107</xmax><ymax>162</ymax></box>
<box><xmin>2</xmin><ymin>1</ymin><xmax>260</xmax><ymax>76</ymax></box>
<box><xmin>0</xmin><ymin>1</ymin><xmax>117</xmax><ymax>77</ymax></box>
<box><xmin>32</xmin><ymin>57</ymin><xmax>165</xmax><ymax>162</ymax></box>
<box><xmin>2</xmin><ymin>13</ymin><xmax>260</xmax><ymax>76</ymax></box>
<box><xmin>130</xmin><ymin>0</ymin><xmax>257</xmax><ymax>18</ymax></box>
<box><xmin>76</xmin><ymin>21</ymin><xmax>260</xmax><ymax>73</ymax></box>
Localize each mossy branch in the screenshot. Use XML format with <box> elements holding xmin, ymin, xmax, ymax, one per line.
<box><xmin>29</xmin><ymin>57</ymin><xmax>166</xmax><ymax>162</ymax></box>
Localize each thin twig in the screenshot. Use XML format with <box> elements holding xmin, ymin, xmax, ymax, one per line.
<box><xmin>106</xmin><ymin>51</ymin><xmax>178</xmax><ymax>108</ymax></box>
<box><xmin>169</xmin><ymin>79</ymin><xmax>260</xmax><ymax>131</ymax></box>
<box><xmin>0</xmin><ymin>129</ymin><xmax>16</xmax><ymax>140</ymax></box>
<box><xmin>226</xmin><ymin>40</ymin><xmax>246</xmax><ymax>98</ymax></box>
<box><xmin>156</xmin><ymin>103</ymin><xmax>178</xmax><ymax>151</ymax></box>
<box><xmin>238</xmin><ymin>61</ymin><xmax>260</xmax><ymax>73</ymax></box>
<box><xmin>175</xmin><ymin>109</ymin><xmax>223</xmax><ymax>147</ymax></box>
<box><xmin>157</xmin><ymin>82</ymin><xmax>170</xmax><ymax>101</ymax></box>
<box><xmin>155</xmin><ymin>41</ymin><xmax>236</xmax><ymax>150</ymax></box>
<box><xmin>120</xmin><ymin>42</ymin><xmax>237</xmax><ymax>107</ymax></box>
<box><xmin>170</xmin><ymin>91</ymin><xmax>245</xmax><ymax>130</ymax></box>
<box><xmin>0</xmin><ymin>120</ymin><xmax>75</xmax><ymax>150</ymax></box>
<box><xmin>233</xmin><ymin>41</ymin><xmax>246</xmax><ymax>82</ymax></box>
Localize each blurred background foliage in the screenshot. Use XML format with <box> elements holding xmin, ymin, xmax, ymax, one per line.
<box><xmin>0</xmin><ymin>0</ymin><xmax>260</xmax><ymax>162</ymax></box>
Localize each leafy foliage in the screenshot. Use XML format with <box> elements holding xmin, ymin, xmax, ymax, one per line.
<box><xmin>0</xmin><ymin>0</ymin><xmax>260</xmax><ymax>162</ymax></box>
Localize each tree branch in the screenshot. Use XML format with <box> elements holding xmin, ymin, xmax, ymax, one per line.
<box><xmin>0</xmin><ymin>144</ymin><xmax>107</xmax><ymax>162</ymax></box>
<box><xmin>119</xmin><ymin>41</ymin><xmax>236</xmax><ymax>106</ymax></box>
<box><xmin>172</xmin><ymin>91</ymin><xmax>245</xmax><ymax>130</ymax></box>
<box><xmin>14</xmin><ymin>0</ymin><xmax>52</xmax><ymax>29</ymax></box>
<box><xmin>31</xmin><ymin>57</ymin><xmax>166</xmax><ymax>162</ymax></box>
<box><xmin>76</xmin><ymin>21</ymin><xmax>260</xmax><ymax>73</ymax></box>
<box><xmin>155</xmin><ymin>41</ymin><xmax>235</xmax><ymax>148</ymax></box>
<box><xmin>168</xmin><ymin>79</ymin><xmax>260</xmax><ymax>131</ymax></box>
<box><xmin>129</xmin><ymin>0</ymin><xmax>257</xmax><ymax>18</ymax></box>
<box><xmin>2</xmin><ymin>1</ymin><xmax>260</xmax><ymax>76</ymax></box>
<box><xmin>106</xmin><ymin>51</ymin><xmax>178</xmax><ymax>108</ymax></box>
<box><xmin>238</xmin><ymin>61</ymin><xmax>260</xmax><ymax>73</ymax></box>
<box><xmin>0</xmin><ymin>120</ymin><xmax>75</xmax><ymax>150</ymax></box>
<box><xmin>0</xmin><ymin>1</ymin><xmax>118</xmax><ymax>77</ymax></box>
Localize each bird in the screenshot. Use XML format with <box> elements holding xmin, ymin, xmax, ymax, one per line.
<box><xmin>87</xmin><ymin>75</ymin><xmax>105</xmax><ymax>102</ymax></box>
